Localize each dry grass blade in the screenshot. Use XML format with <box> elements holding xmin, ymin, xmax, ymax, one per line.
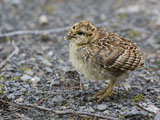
<box><xmin>0</xmin><ymin>41</ymin><xmax>19</xmax><ymax>69</ymax></box>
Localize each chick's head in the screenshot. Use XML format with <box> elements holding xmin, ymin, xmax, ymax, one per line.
<box><xmin>65</xmin><ymin>21</ymin><xmax>98</xmax><ymax>45</ymax></box>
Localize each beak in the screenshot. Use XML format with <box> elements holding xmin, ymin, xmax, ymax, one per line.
<box><xmin>64</xmin><ymin>34</ymin><xmax>74</xmax><ymax>40</ymax></box>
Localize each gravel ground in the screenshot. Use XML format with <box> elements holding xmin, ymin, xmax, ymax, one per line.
<box><xmin>0</xmin><ymin>0</ymin><xmax>160</xmax><ymax>120</ymax></box>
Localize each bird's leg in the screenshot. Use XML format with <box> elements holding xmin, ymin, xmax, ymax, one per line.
<box><xmin>92</xmin><ymin>80</ymin><xmax>116</xmax><ymax>102</ymax></box>
<box><xmin>92</xmin><ymin>86</ymin><xmax>109</xmax><ymax>98</ymax></box>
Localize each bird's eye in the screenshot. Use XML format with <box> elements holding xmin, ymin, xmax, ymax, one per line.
<box><xmin>89</xmin><ymin>34</ymin><xmax>92</xmax><ymax>36</ymax></box>
<box><xmin>78</xmin><ymin>32</ymin><xmax>83</xmax><ymax>35</ymax></box>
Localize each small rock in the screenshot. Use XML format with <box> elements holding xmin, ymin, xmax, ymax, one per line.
<box><xmin>47</xmin><ymin>51</ymin><xmax>53</xmax><ymax>57</ymax></box>
<box><xmin>21</xmin><ymin>75</ymin><xmax>32</xmax><ymax>81</ymax></box>
<box><xmin>103</xmin><ymin>110</ymin><xmax>110</xmax><ymax>115</ymax></box>
<box><xmin>124</xmin><ymin>107</ymin><xmax>143</xmax><ymax>117</ymax></box>
<box><xmin>15</xmin><ymin>97</ymin><xmax>24</xmax><ymax>103</ymax></box>
<box><xmin>11</xmin><ymin>0</ymin><xmax>21</xmax><ymax>5</ymax></box>
<box><xmin>154</xmin><ymin>113</ymin><xmax>160</xmax><ymax>120</ymax></box>
<box><xmin>25</xmin><ymin>71</ymin><xmax>34</xmax><ymax>76</ymax></box>
<box><xmin>83</xmin><ymin>84</ymin><xmax>89</xmax><ymax>90</ymax></box>
<box><xmin>39</xmin><ymin>15</ymin><xmax>48</xmax><ymax>25</ymax></box>
<box><xmin>122</xmin><ymin>83</ymin><xmax>131</xmax><ymax>91</ymax></box>
<box><xmin>100</xmin><ymin>14</ymin><xmax>107</xmax><ymax>21</ymax></box>
<box><xmin>8</xmin><ymin>94</ymin><xmax>15</xmax><ymax>99</ymax></box>
<box><xmin>31</xmin><ymin>76</ymin><xmax>41</xmax><ymax>88</ymax></box>
<box><xmin>97</xmin><ymin>104</ymin><xmax>107</xmax><ymax>111</ymax></box>
<box><xmin>89</xmin><ymin>106</ymin><xmax>95</xmax><ymax>112</ymax></box>
<box><xmin>42</xmin><ymin>59</ymin><xmax>52</xmax><ymax>67</ymax></box>
<box><xmin>33</xmin><ymin>76</ymin><xmax>40</xmax><ymax>82</ymax></box>
<box><xmin>44</xmin><ymin>67</ymin><xmax>53</xmax><ymax>73</ymax></box>
<box><xmin>20</xmin><ymin>87</ymin><xmax>27</xmax><ymax>92</ymax></box>
<box><xmin>5</xmin><ymin>65</ymin><xmax>15</xmax><ymax>71</ymax></box>
<box><xmin>84</xmin><ymin>106</ymin><xmax>95</xmax><ymax>112</ymax></box>
<box><xmin>52</xmin><ymin>80</ymin><xmax>60</xmax><ymax>86</ymax></box>
<box><xmin>41</xmin><ymin>33</ymin><xmax>50</xmax><ymax>41</ymax></box>
<box><xmin>0</xmin><ymin>116</ymin><xmax>3</xmax><ymax>120</ymax></box>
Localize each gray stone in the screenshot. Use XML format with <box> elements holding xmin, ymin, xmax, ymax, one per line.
<box><xmin>25</xmin><ymin>71</ymin><xmax>34</xmax><ymax>76</ymax></box>
<box><xmin>154</xmin><ymin>113</ymin><xmax>160</xmax><ymax>120</ymax></box>
<box><xmin>83</xmin><ymin>84</ymin><xmax>89</xmax><ymax>90</ymax></box>
<box><xmin>85</xmin><ymin>106</ymin><xmax>95</xmax><ymax>112</ymax></box>
<box><xmin>31</xmin><ymin>76</ymin><xmax>41</xmax><ymax>88</ymax></box>
<box><xmin>97</xmin><ymin>104</ymin><xmax>107</xmax><ymax>111</ymax></box>
<box><xmin>21</xmin><ymin>75</ymin><xmax>32</xmax><ymax>81</ymax></box>
<box><xmin>103</xmin><ymin>110</ymin><xmax>110</xmax><ymax>115</ymax></box>
<box><xmin>11</xmin><ymin>0</ymin><xmax>21</xmax><ymax>5</ymax></box>
<box><xmin>42</xmin><ymin>59</ymin><xmax>52</xmax><ymax>66</ymax></box>
<box><xmin>20</xmin><ymin>87</ymin><xmax>27</xmax><ymax>92</ymax></box>
<box><xmin>44</xmin><ymin>67</ymin><xmax>53</xmax><ymax>73</ymax></box>
<box><xmin>39</xmin><ymin>15</ymin><xmax>48</xmax><ymax>25</ymax></box>
<box><xmin>0</xmin><ymin>116</ymin><xmax>3</xmax><ymax>120</ymax></box>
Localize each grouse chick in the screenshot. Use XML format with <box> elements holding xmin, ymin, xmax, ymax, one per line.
<box><xmin>64</xmin><ymin>21</ymin><xmax>144</xmax><ymax>102</ymax></box>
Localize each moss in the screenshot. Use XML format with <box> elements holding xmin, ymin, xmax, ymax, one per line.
<box><xmin>128</xmin><ymin>30</ymin><xmax>142</xmax><ymax>39</ymax></box>
<box><xmin>20</xmin><ymin>66</ymin><xmax>32</xmax><ymax>72</ymax></box>
<box><xmin>0</xmin><ymin>85</ymin><xmax>3</xmax><ymax>88</ymax></box>
<box><xmin>119</xmin><ymin>13</ymin><xmax>127</xmax><ymax>20</ymax></box>
<box><xmin>81</xmin><ymin>118</ymin><xmax>89</xmax><ymax>120</ymax></box>
<box><xmin>131</xmin><ymin>94</ymin><xmax>145</xmax><ymax>102</ymax></box>
<box><xmin>46</xmin><ymin>91</ymin><xmax>49</xmax><ymax>96</ymax></box>
<box><xmin>25</xmin><ymin>79</ymin><xmax>30</xmax><ymax>84</ymax></box>
<box><xmin>119</xmin><ymin>114</ymin><xmax>125</xmax><ymax>119</ymax></box>
<box><xmin>0</xmin><ymin>76</ymin><xmax>4</xmax><ymax>80</ymax></box>
<box><xmin>13</xmin><ymin>76</ymin><xmax>21</xmax><ymax>81</ymax></box>
<box><xmin>5</xmin><ymin>37</ymin><xmax>11</xmax><ymax>43</ymax></box>
<box><xmin>121</xmin><ymin>107</ymin><xmax>127</xmax><ymax>112</ymax></box>
<box><xmin>0</xmin><ymin>90</ymin><xmax>4</xmax><ymax>95</ymax></box>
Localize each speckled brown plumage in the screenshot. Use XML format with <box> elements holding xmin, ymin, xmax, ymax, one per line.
<box><xmin>64</xmin><ymin>21</ymin><xmax>144</xmax><ymax>102</ymax></box>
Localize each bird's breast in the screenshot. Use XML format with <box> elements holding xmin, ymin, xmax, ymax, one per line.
<box><xmin>69</xmin><ymin>43</ymin><xmax>113</xmax><ymax>81</ymax></box>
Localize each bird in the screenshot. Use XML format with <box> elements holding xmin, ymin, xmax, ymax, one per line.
<box><xmin>64</xmin><ymin>21</ymin><xmax>144</xmax><ymax>102</ymax></box>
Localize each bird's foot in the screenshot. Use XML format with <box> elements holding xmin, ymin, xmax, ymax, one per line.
<box><xmin>96</xmin><ymin>90</ymin><xmax>116</xmax><ymax>102</ymax></box>
<box><xmin>91</xmin><ymin>86</ymin><xmax>116</xmax><ymax>102</ymax></box>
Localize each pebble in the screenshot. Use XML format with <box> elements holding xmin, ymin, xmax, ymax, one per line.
<box><xmin>100</xmin><ymin>14</ymin><xmax>107</xmax><ymax>21</ymax></box>
<box><xmin>84</xmin><ymin>106</ymin><xmax>95</xmax><ymax>112</ymax></box>
<box><xmin>44</xmin><ymin>67</ymin><xmax>53</xmax><ymax>73</ymax></box>
<box><xmin>52</xmin><ymin>80</ymin><xmax>60</xmax><ymax>86</ymax></box>
<box><xmin>11</xmin><ymin>0</ymin><xmax>21</xmax><ymax>5</ymax></box>
<box><xmin>124</xmin><ymin>107</ymin><xmax>143</xmax><ymax>117</ymax></box>
<box><xmin>47</xmin><ymin>51</ymin><xmax>53</xmax><ymax>57</ymax></box>
<box><xmin>0</xmin><ymin>117</ymin><xmax>3</xmax><ymax>120</ymax></box>
<box><xmin>97</xmin><ymin>104</ymin><xmax>107</xmax><ymax>111</ymax></box>
<box><xmin>103</xmin><ymin>110</ymin><xmax>110</xmax><ymax>115</ymax></box>
<box><xmin>39</xmin><ymin>15</ymin><xmax>48</xmax><ymax>25</ymax></box>
<box><xmin>25</xmin><ymin>71</ymin><xmax>34</xmax><ymax>76</ymax></box>
<box><xmin>154</xmin><ymin>113</ymin><xmax>160</xmax><ymax>120</ymax></box>
<box><xmin>83</xmin><ymin>84</ymin><xmax>89</xmax><ymax>90</ymax></box>
<box><xmin>42</xmin><ymin>59</ymin><xmax>52</xmax><ymax>67</ymax></box>
<box><xmin>31</xmin><ymin>76</ymin><xmax>41</xmax><ymax>88</ymax></box>
<box><xmin>15</xmin><ymin>97</ymin><xmax>24</xmax><ymax>103</ymax></box>
<box><xmin>20</xmin><ymin>87</ymin><xmax>27</xmax><ymax>92</ymax></box>
<box><xmin>21</xmin><ymin>75</ymin><xmax>32</xmax><ymax>81</ymax></box>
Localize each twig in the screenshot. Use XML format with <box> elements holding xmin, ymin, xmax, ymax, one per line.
<box><xmin>15</xmin><ymin>102</ymin><xmax>116</xmax><ymax>120</ymax></box>
<box><xmin>0</xmin><ymin>21</ymin><xmax>145</xmax><ymax>39</ymax></box>
<box><xmin>0</xmin><ymin>41</ymin><xmax>19</xmax><ymax>69</ymax></box>
<box><xmin>0</xmin><ymin>99</ymin><xmax>116</xmax><ymax>120</ymax></box>
<box><xmin>0</xmin><ymin>27</ymin><xmax>70</xmax><ymax>38</ymax></box>
<box><xmin>136</xmin><ymin>103</ymin><xmax>159</xmax><ymax>114</ymax></box>
<box><xmin>0</xmin><ymin>22</ymin><xmax>109</xmax><ymax>38</ymax></box>
<box><xmin>49</xmin><ymin>75</ymin><xmax>58</xmax><ymax>94</ymax></box>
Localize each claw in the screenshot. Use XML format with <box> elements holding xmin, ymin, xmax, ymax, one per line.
<box><xmin>92</xmin><ymin>86</ymin><xmax>109</xmax><ymax>98</ymax></box>
<box><xmin>97</xmin><ymin>90</ymin><xmax>116</xmax><ymax>102</ymax></box>
<box><xmin>91</xmin><ymin>80</ymin><xmax>117</xmax><ymax>102</ymax></box>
